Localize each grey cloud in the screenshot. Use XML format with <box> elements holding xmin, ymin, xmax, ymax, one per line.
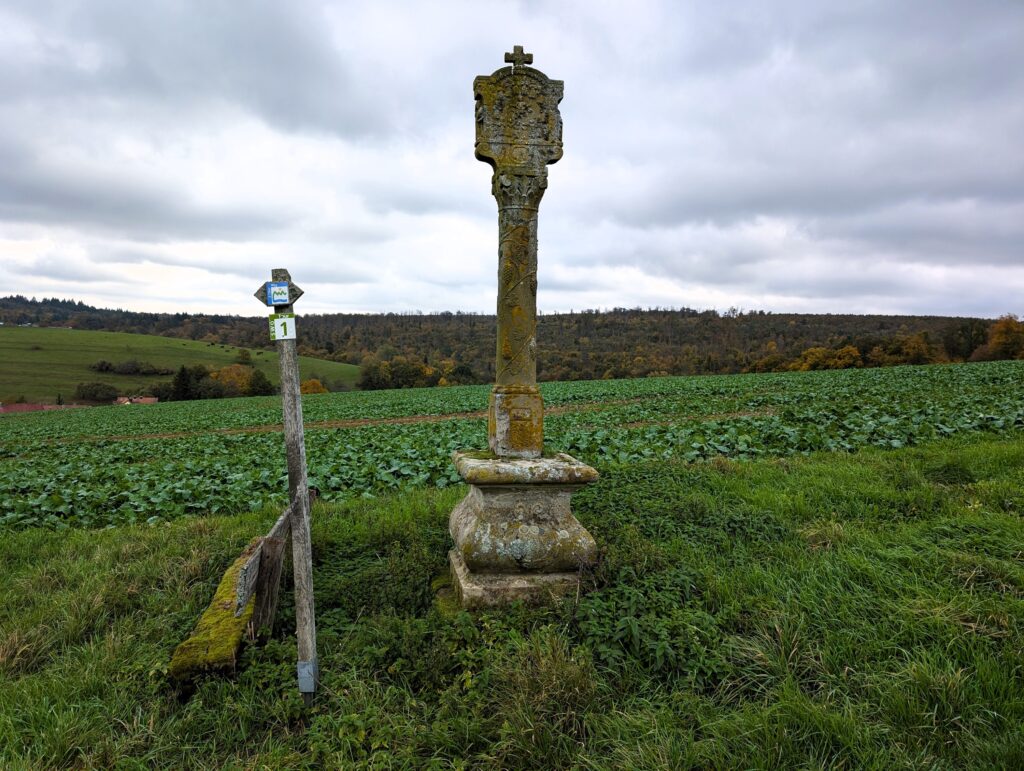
<box><xmin>1</xmin><ymin>0</ymin><xmax>387</xmax><ymax>138</ymax></box>
<box><xmin>90</xmin><ymin>250</ymin><xmax>255</xmax><ymax>278</ymax></box>
<box><xmin>287</xmin><ymin>261</ymin><xmax>377</xmax><ymax>285</ymax></box>
<box><xmin>546</xmin><ymin>2</ymin><xmax>1024</xmax><ymax>305</ymax></box>
<box><xmin>359</xmin><ymin>182</ymin><xmax>489</xmax><ymax>219</ymax></box>
<box><xmin>91</xmin><ymin>249</ymin><xmax>379</xmax><ymax>286</ymax></box>
<box><xmin>564</xmin><ymin>3</ymin><xmax>1024</xmax><ymax>215</ymax></box>
<box><xmin>749</xmin><ymin>261</ymin><xmax>919</xmax><ymax>300</ymax></box>
<box><xmin>12</xmin><ymin>252</ymin><xmax>131</xmax><ymax>283</ymax></box>
<box><xmin>0</xmin><ymin>133</ymin><xmax>291</xmax><ymax>240</ymax></box>
<box><xmin>825</xmin><ymin>201</ymin><xmax>1024</xmax><ymax>267</ymax></box>
<box><xmin>89</xmin><ymin>249</ymin><xmax>173</xmax><ymax>266</ymax></box>
<box><xmin>307</xmin><ymin>222</ymin><xmax>396</xmax><ymax>246</ymax></box>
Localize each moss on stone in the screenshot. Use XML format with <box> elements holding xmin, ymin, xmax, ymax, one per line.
<box><xmin>168</xmin><ymin>540</ymin><xmax>259</xmax><ymax>683</ymax></box>
<box><xmin>460</xmin><ymin>448</ymin><xmax>498</xmax><ymax>461</ymax></box>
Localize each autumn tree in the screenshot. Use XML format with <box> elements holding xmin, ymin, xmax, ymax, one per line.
<box><xmin>830</xmin><ymin>345</ymin><xmax>863</xmax><ymax>369</ymax></box>
<box><xmin>358</xmin><ymin>356</ymin><xmax>393</xmax><ymax>390</ymax></box>
<box><xmin>300</xmin><ymin>378</ymin><xmax>328</xmax><ymax>394</ymax></box>
<box><xmin>788</xmin><ymin>345</ymin><xmax>862</xmax><ymax>371</ymax></box>
<box><xmin>789</xmin><ymin>347</ymin><xmax>832</xmax><ymax>371</ymax></box>
<box><xmin>211</xmin><ymin>364</ymin><xmax>255</xmax><ymax>397</ymax></box>
<box><xmin>747</xmin><ymin>340</ymin><xmax>786</xmax><ymax>372</ymax></box>
<box><xmin>987</xmin><ymin>314</ymin><xmax>1024</xmax><ymax>359</ymax></box>
<box><xmin>899</xmin><ymin>333</ymin><xmax>934</xmax><ymax>365</ymax></box>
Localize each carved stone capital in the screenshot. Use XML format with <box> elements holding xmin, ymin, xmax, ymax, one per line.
<box><xmin>491</xmin><ymin>169</ymin><xmax>548</xmax><ymax>210</ymax></box>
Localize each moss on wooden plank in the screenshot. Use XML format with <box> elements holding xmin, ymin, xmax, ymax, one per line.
<box><xmin>168</xmin><ymin>539</ymin><xmax>260</xmax><ymax>683</ymax></box>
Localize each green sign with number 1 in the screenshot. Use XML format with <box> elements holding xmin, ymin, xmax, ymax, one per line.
<box><xmin>269</xmin><ymin>313</ymin><xmax>297</xmax><ymax>341</ymax></box>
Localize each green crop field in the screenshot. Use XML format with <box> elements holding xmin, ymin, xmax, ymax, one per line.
<box><xmin>2</xmin><ymin>362</ymin><xmax>1022</xmax><ymax>767</ymax></box>
<box><xmin>2</xmin><ymin>360</ymin><xmax>1023</xmax><ymax>530</ymax></box>
<box><xmin>0</xmin><ymin>326</ymin><xmax>359</xmax><ymax>404</ymax></box>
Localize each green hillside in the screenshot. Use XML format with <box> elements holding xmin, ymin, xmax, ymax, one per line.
<box><xmin>0</xmin><ymin>326</ymin><xmax>359</xmax><ymax>403</ymax></box>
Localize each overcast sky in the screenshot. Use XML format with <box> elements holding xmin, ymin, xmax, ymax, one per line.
<box><xmin>2</xmin><ymin>0</ymin><xmax>1022</xmax><ymax>318</ymax></box>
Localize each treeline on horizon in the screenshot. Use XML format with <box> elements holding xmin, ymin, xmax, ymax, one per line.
<box><xmin>3</xmin><ymin>295</ymin><xmax>1022</xmax><ymax>391</ymax></box>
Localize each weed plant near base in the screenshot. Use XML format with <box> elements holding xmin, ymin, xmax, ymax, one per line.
<box><xmin>3</xmin><ymin>361</ymin><xmax>1024</xmax><ymax>530</ymax></box>
<box><xmin>1</xmin><ymin>434</ymin><xmax>1022</xmax><ymax>768</ymax></box>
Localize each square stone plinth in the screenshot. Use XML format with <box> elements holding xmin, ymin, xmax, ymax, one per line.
<box><xmin>449</xmin><ymin>549</ymin><xmax>581</xmax><ymax>610</ymax></box>
<box><xmin>448</xmin><ymin>451</ymin><xmax>598</xmax><ymax>609</ymax></box>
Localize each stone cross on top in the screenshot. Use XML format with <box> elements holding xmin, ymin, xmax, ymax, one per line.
<box><xmin>504</xmin><ymin>45</ymin><xmax>533</xmax><ymax>67</ymax></box>
<box><xmin>474</xmin><ymin>46</ymin><xmax>563</xmax><ymax>458</ymax></box>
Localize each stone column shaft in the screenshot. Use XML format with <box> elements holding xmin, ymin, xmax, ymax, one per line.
<box><xmin>495</xmin><ymin>196</ymin><xmax>540</xmax><ymax>386</ymax></box>
<box><xmin>488</xmin><ymin>169</ymin><xmax>546</xmax><ymax>458</ymax></box>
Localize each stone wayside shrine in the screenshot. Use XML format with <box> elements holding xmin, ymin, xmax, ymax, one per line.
<box><xmin>448</xmin><ymin>46</ymin><xmax>599</xmax><ymax>608</ymax></box>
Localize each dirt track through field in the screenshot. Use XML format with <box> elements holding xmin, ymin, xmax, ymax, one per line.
<box><xmin>49</xmin><ymin>400</ymin><xmax>633</xmax><ymax>444</ymax></box>
<box><xmin>41</xmin><ymin>397</ymin><xmax>771</xmax><ymax>444</ymax></box>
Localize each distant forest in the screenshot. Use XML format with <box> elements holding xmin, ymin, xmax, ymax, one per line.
<box><xmin>4</xmin><ymin>295</ymin><xmax>1019</xmax><ymax>390</ymax></box>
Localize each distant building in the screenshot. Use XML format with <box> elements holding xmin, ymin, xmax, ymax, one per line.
<box><xmin>114</xmin><ymin>396</ymin><xmax>159</xmax><ymax>405</ymax></box>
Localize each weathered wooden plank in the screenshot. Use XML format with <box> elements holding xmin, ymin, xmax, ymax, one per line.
<box><xmin>250</xmin><ymin>535</ymin><xmax>286</xmax><ymax>636</ymax></box>
<box><xmin>290</xmin><ymin>491</ymin><xmax>316</xmax><ymax>699</ymax></box>
<box><xmin>231</xmin><ymin>504</ymin><xmax>293</xmax><ymax>616</ymax></box>
<box><xmin>234</xmin><ymin>541</ymin><xmax>263</xmax><ymax>616</ymax></box>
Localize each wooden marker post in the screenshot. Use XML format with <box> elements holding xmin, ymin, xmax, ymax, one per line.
<box><xmin>254</xmin><ymin>268</ymin><xmax>317</xmax><ymax>704</ymax></box>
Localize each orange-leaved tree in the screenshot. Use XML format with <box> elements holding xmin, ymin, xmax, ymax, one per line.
<box><xmin>300</xmin><ymin>378</ymin><xmax>328</xmax><ymax>394</ymax></box>
<box><xmin>987</xmin><ymin>314</ymin><xmax>1024</xmax><ymax>359</ymax></box>
<box><xmin>211</xmin><ymin>364</ymin><xmax>254</xmax><ymax>397</ymax></box>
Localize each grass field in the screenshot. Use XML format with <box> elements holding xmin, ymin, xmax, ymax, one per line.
<box><xmin>0</xmin><ymin>326</ymin><xmax>360</xmax><ymax>403</ymax></box>
<box><xmin>1</xmin><ymin>433</ymin><xmax>1022</xmax><ymax>767</ymax></box>
<box><xmin>1</xmin><ymin>363</ymin><xmax>1022</xmax><ymax>767</ymax></box>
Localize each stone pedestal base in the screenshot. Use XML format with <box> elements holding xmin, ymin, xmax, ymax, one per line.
<box><xmin>448</xmin><ymin>451</ymin><xmax>598</xmax><ymax>609</ymax></box>
<box><xmin>488</xmin><ymin>385</ymin><xmax>544</xmax><ymax>458</ymax></box>
<box><xmin>449</xmin><ymin>549</ymin><xmax>582</xmax><ymax>609</ymax></box>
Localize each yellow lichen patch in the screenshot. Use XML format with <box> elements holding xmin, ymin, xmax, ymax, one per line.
<box><xmin>509</xmin><ymin>420</ymin><xmax>543</xmax><ymax>454</ymax></box>
<box><xmin>168</xmin><ymin>540</ymin><xmax>259</xmax><ymax>683</ymax></box>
